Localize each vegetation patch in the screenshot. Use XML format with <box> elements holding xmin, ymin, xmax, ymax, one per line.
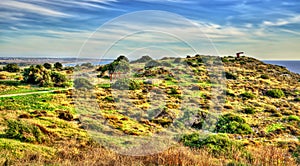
<box><xmin>112</xmin><ymin>78</ymin><xmax>141</xmax><ymax>90</ymax></box>
<box><xmin>215</xmin><ymin>113</ymin><xmax>252</xmax><ymax>134</ymax></box>
<box><xmin>266</xmin><ymin>89</ymin><xmax>285</xmax><ymax>98</ymax></box>
<box><xmin>243</xmin><ymin>107</ymin><xmax>255</xmax><ymax>114</ymax></box>
<box><xmin>288</xmin><ymin>115</ymin><xmax>300</xmax><ymax>122</ymax></box>
<box><xmin>265</xmin><ymin>123</ymin><xmax>285</xmax><ymax>133</ymax></box>
<box><xmin>5</xmin><ymin>120</ymin><xmax>47</xmax><ymax>143</ymax></box>
<box><xmin>240</xmin><ymin>91</ymin><xmax>256</xmax><ymax>100</ymax></box>
<box><xmin>181</xmin><ymin>133</ymin><xmax>243</xmax><ymax>157</ymax></box>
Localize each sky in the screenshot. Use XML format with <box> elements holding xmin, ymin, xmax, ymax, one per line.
<box><xmin>0</xmin><ymin>0</ymin><xmax>300</xmax><ymax>60</ymax></box>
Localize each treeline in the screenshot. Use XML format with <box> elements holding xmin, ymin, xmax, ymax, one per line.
<box><xmin>0</xmin><ymin>62</ymin><xmax>72</xmax><ymax>87</ymax></box>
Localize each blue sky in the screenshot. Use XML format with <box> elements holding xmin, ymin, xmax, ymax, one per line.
<box><xmin>0</xmin><ymin>0</ymin><xmax>300</xmax><ymax>60</ymax></box>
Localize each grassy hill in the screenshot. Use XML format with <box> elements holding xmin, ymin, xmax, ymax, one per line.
<box><xmin>0</xmin><ymin>55</ymin><xmax>299</xmax><ymax>165</ymax></box>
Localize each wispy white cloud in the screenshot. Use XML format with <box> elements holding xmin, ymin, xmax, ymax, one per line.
<box><xmin>280</xmin><ymin>29</ymin><xmax>300</xmax><ymax>35</ymax></box>
<box><xmin>0</xmin><ymin>0</ymin><xmax>71</xmax><ymax>17</ymax></box>
<box><xmin>263</xmin><ymin>14</ymin><xmax>300</xmax><ymax>26</ymax></box>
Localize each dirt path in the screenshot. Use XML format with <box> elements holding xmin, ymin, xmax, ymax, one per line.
<box><xmin>0</xmin><ymin>88</ymin><xmax>73</xmax><ymax>98</ymax></box>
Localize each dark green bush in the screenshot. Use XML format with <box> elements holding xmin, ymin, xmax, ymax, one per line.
<box><xmin>260</xmin><ymin>74</ymin><xmax>269</xmax><ymax>79</ymax></box>
<box><xmin>240</xmin><ymin>92</ymin><xmax>256</xmax><ymax>99</ymax></box>
<box><xmin>181</xmin><ymin>133</ymin><xmax>243</xmax><ymax>157</ymax></box>
<box><xmin>5</xmin><ymin>120</ymin><xmax>44</xmax><ymax>143</ymax></box>
<box><xmin>266</xmin><ymin>89</ymin><xmax>285</xmax><ymax>98</ymax></box>
<box><xmin>294</xmin><ymin>98</ymin><xmax>300</xmax><ymax>102</ymax></box>
<box><xmin>243</xmin><ymin>107</ymin><xmax>255</xmax><ymax>114</ymax></box>
<box><xmin>225</xmin><ymin>72</ymin><xmax>237</xmax><ymax>80</ymax></box>
<box><xmin>54</xmin><ymin>62</ymin><xmax>63</xmax><ymax>70</ymax></box>
<box><xmin>43</xmin><ymin>63</ymin><xmax>52</xmax><ymax>69</ymax></box>
<box><xmin>3</xmin><ymin>63</ymin><xmax>20</xmax><ymax>72</ymax></box>
<box><xmin>215</xmin><ymin>113</ymin><xmax>252</xmax><ymax>134</ymax></box>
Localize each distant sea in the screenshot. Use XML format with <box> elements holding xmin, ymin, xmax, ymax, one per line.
<box><xmin>263</xmin><ymin>61</ymin><xmax>300</xmax><ymax>74</ymax></box>
<box><xmin>63</xmin><ymin>60</ymin><xmax>113</xmax><ymax>67</ymax></box>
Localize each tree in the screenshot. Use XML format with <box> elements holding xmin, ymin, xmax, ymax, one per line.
<box><xmin>23</xmin><ymin>65</ymin><xmax>52</xmax><ymax>87</ymax></box>
<box><xmin>54</xmin><ymin>62</ymin><xmax>63</xmax><ymax>70</ymax></box>
<box><xmin>97</xmin><ymin>56</ymin><xmax>130</xmax><ymax>78</ymax></box>
<box><xmin>3</xmin><ymin>64</ymin><xmax>20</xmax><ymax>72</ymax></box>
<box><xmin>22</xmin><ymin>65</ymin><xmax>70</xmax><ymax>87</ymax></box>
<box><xmin>116</xmin><ymin>55</ymin><xmax>129</xmax><ymax>62</ymax></box>
<box><xmin>51</xmin><ymin>72</ymin><xmax>68</xmax><ymax>87</ymax></box>
<box><xmin>43</xmin><ymin>63</ymin><xmax>52</xmax><ymax>69</ymax></box>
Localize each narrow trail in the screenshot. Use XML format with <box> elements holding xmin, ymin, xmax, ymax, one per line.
<box><xmin>0</xmin><ymin>88</ymin><xmax>73</xmax><ymax>98</ymax></box>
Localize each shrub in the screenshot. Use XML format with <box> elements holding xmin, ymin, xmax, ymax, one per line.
<box><xmin>294</xmin><ymin>98</ymin><xmax>300</xmax><ymax>102</ymax></box>
<box><xmin>288</xmin><ymin>115</ymin><xmax>300</xmax><ymax>122</ymax></box>
<box><xmin>181</xmin><ymin>133</ymin><xmax>243</xmax><ymax>157</ymax></box>
<box><xmin>265</xmin><ymin>123</ymin><xmax>284</xmax><ymax>133</ymax></box>
<box><xmin>54</xmin><ymin>62</ymin><xmax>63</xmax><ymax>70</ymax></box>
<box><xmin>23</xmin><ymin>65</ymin><xmax>70</xmax><ymax>87</ymax></box>
<box><xmin>225</xmin><ymin>90</ymin><xmax>235</xmax><ymax>97</ymax></box>
<box><xmin>145</xmin><ymin>60</ymin><xmax>161</xmax><ymax>69</ymax></box>
<box><xmin>74</xmin><ymin>78</ymin><xmax>94</xmax><ymax>89</ymax></box>
<box><xmin>112</xmin><ymin>78</ymin><xmax>141</xmax><ymax>90</ymax></box>
<box><xmin>240</xmin><ymin>92</ymin><xmax>256</xmax><ymax>99</ymax></box>
<box><xmin>260</xmin><ymin>74</ymin><xmax>269</xmax><ymax>79</ymax></box>
<box><xmin>3</xmin><ymin>63</ymin><xmax>20</xmax><ymax>72</ymax></box>
<box><xmin>51</xmin><ymin>72</ymin><xmax>69</xmax><ymax>87</ymax></box>
<box><xmin>215</xmin><ymin>113</ymin><xmax>252</xmax><ymax>134</ymax></box>
<box><xmin>43</xmin><ymin>63</ymin><xmax>52</xmax><ymax>69</ymax></box>
<box><xmin>266</xmin><ymin>89</ymin><xmax>285</xmax><ymax>98</ymax></box>
<box><xmin>5</xmin><ymin>120</ymin><xmax>45</xmax><ymax>143</ymax></box>
<box><xmin>225</xmin><ymin>72</ymin><xmax>237</xmax><ymax>80</ymax></box>
<box><xmin>243</xmin><ymin>107</ymin><xmax>255</xmax><ymax>114</ymax></box>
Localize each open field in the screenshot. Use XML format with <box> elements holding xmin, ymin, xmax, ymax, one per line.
<box><xmin>0</xmin><ymin>55</ymin><xmax>299</xmax><ymax>165</ymax></box>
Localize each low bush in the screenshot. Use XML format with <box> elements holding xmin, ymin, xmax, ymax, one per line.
<box><xmin>288</xmin><ymin>115</ymin><xmax>300</xmax><ymax>122</ymax></box>
<box><xmin>260</xmin><ymin>74</ymin><xmax>269</xmax><ymax>79</ymax></box>
<box><xmin>294</xmin><ymin>98</ymin><xmax>300</xmax><ymax>102</ymax></box>
<box><xmin>5</xmin><ymin>120</ymin><xmax>45</xmax><ymax>143</ymax></box>
<box><xmin>112</xmin><ymin>78</ymin><xmax>141</xmax><ymax>90</ymax></box>
<box><xmin>215</xmin><ymin>113</ymin><xmax>252</xmax><ymax>134</ymax></box>
<box><xmin>240</xmin><ymin>92</ymin><xmax>256</xmax><ymax>99</ymax></box>
<box><xmin>243</xmin><ymin>107</ymin><xmax>255</xmax><ymax>114</ymax></box>
<box><xmin>266</xmin><ymin>89</ymin><xmax>285</xmax><ymax>98</ymax></box>
<box><xmin>181</xmin><ymin>133</ymin><xmax>243</xmax><ymax>157</ymax></box>
<box><xmin>225</xmin><ymin>72</ymin><xmax>237</xmax><ymax>80</ymax></box>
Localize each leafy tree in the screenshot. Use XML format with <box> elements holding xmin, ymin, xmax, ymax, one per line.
<box><xmin>54</xmin><ymin>62</ymin><xmax>63</xmax><ymax>70</ymax></box>
<box><xmin>51</xmin><ymin>72</ymin><xmax>68</xmax><ymax>87</ymax></box>
<box><xmin>3</xmin><ymin>63</ymin><xmax>20</xmax><ymax>72</ymax></box>
<box><xmin>97</xmin><ymin>55</ymin><xmax>130</xmax><ymax>78</ymax></box>
<box><xmin>43</xmin><ymin>63</ymin><xmax>52</xmax><ymax>69</ymax></box>
<box><xmin>22</xmin><ymin>65</ymin><xmax>69</xmax><ymax>87</ymax></box>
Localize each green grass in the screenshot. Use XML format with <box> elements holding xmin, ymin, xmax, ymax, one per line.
<box><xmin>0</xmin><ymin>138</ymin><xmax>55</xmax><ymax>159</ymax></box>
<box><xmin>0</xmin><ymin>87</ymin><xmax>59</xmax><ymax>95</ymax></box>
<box><xmin>97</xmin><ymin>83</ymin><xmax>111</xmax><ymax>89</ymax></box>
<box><xmin>265</xmin><ymin>123</ymin><xmax>285</xmax><ymax>133</ymax></box>
<box><xmin>0</xmin><ymin>93</ymin><xmax>72</xmax><ymax>112</ymax></box>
